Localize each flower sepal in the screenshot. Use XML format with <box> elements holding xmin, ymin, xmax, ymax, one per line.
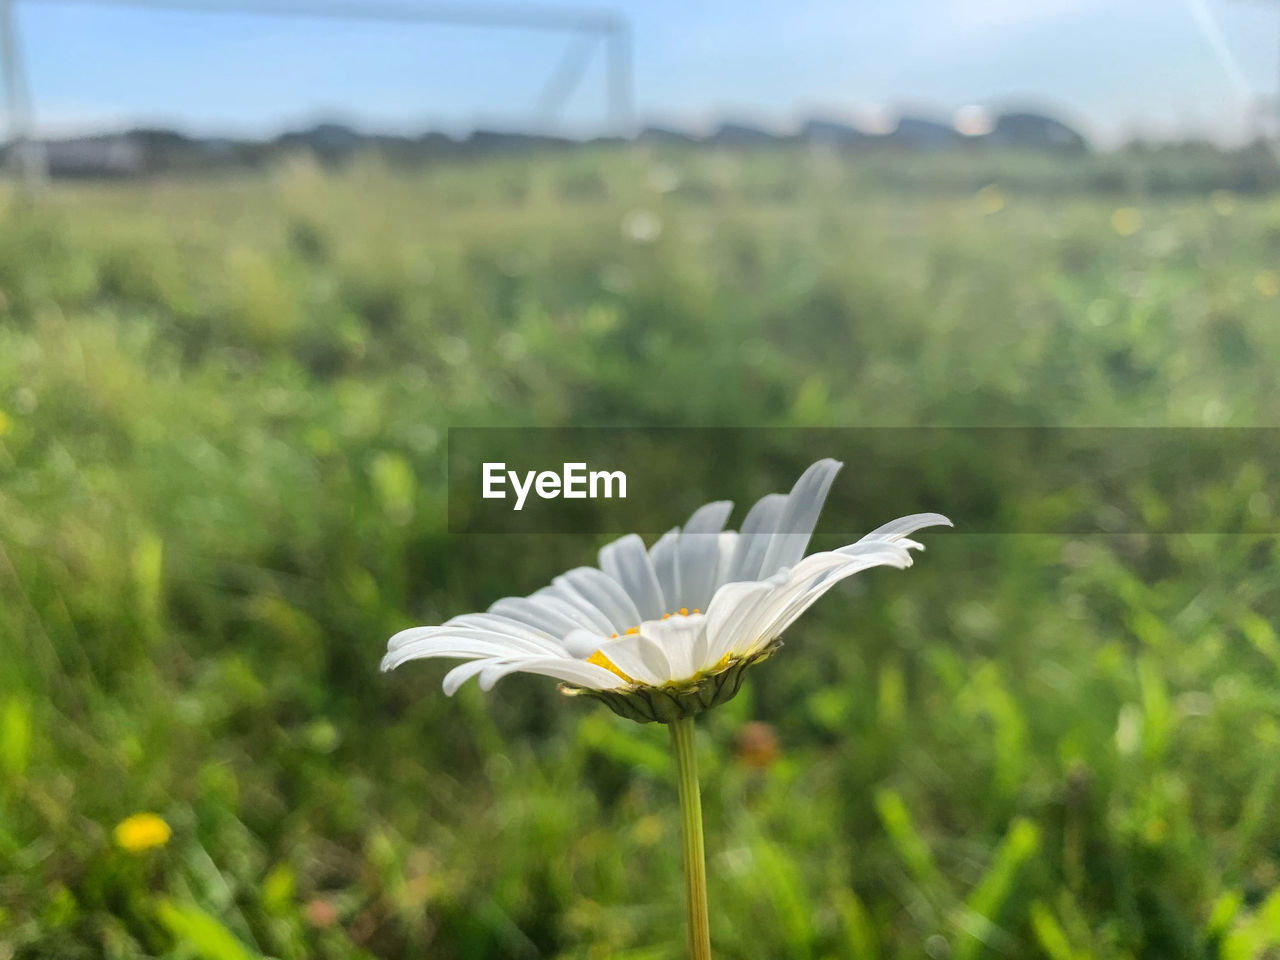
<box><xmin>560</xmin><ymin>643</ymin><xmax>781</xmax><ymax>724</ymax></box>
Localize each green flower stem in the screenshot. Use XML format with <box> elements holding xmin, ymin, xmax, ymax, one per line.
<box><xmin>670</xmin><ymin>715</ymin><xmax>712</xmax><ymax>960</ymax></box>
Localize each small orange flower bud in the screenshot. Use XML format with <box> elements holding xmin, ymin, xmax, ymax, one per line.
<box><xmin>305</xmin><ymin>898</ymin><xmax>339</xmax><ymax>928</ymax></box>
<box><xmin>734</xmin><ymin>722</ymin><xmax>781</xmax><ymax>769</ymax></box>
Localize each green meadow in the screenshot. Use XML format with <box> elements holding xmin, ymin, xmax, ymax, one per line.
<box><xmin>3</xmin><ymin>146</ymin><xmax>1280</xmax><ymax>959</ymax></box>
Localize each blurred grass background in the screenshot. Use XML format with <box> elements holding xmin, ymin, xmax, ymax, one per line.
<box><xmin>4</xmin><ymin>145</ymin><xmax>1280</xmax><ymax>958</ymax></box>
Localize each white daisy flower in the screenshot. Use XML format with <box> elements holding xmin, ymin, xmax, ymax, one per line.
<box><xmin>382</xmin><ymin>459</ymin><xmax>950</xmax><ymax>722</ymax></box>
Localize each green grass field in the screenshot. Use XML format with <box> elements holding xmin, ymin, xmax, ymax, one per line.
<box><xmin>4</xmin><ymin>146</ymin><xmax>1280</xmax><ymax>959</ymax></box>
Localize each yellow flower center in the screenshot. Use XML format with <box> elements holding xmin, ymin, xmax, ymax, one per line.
<box><xmin>602</xmin><ymin>607</ymin><xmax>700</xmax><ymax>641</ymax></box>
<box><xmin>587</xmin><ymin>648</ymin><xmax>635</xmax><ymax>682</ymax></box>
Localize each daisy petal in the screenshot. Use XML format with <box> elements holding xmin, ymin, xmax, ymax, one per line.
<box><xmin>712</xmin><ymin>530</ymin><xmax>738</xmax><ymax>593</ymax></box>
<box><xmin>387</xmin><ymin>617</ymin><xmax>561</xmax><ymax>651</ymax></box>
<box><xmin>638</xmin><ymin>613</ymin><xmax>706</xmax><ymax>680</ymax></box>
<box><xmin>382</xmin><ymin>630</ymin><xmax>558</xmax><ymax>671</ymax></box>
<box><xmin>595</xmin><ymin>632</ymin><xmax>673</xmax><ymax>686</ymax></box>
<box><xmin>705</xmin><ymin>551</ymin><xmax>863</xmax><ymax>662</ymax></box>
<box><xmin>851</xmin><ymin>513</ymin><xmax>953</xmax><ymax>546</ymax></box>
<box><xmin>701</xmin><ymin>575</ymin><xmax>788</xmax><ymax>667</ymax></box>
<box><xmin>434</xmin><ymin>612</ymin><xmax>560</xmax><ymax>643</ymax></box>
<box><xmin>599</xmin><ymin>533</ymin><xmax>666</xmax><ymax>621</ymax></box>
<box><xmin>532</xmin><ymin>584</ymin><xmax>617</xmax><ymax>635</ymax></box>
<box><xmin>563</xmin><ymin>628</ymin><xmax>610</xmax><ymax>659</ymax></box>
<box><xmin>649</xmin><ymin>527</ymin><xmax>681</xmax><ymax>612</ymax></box>
<box><xmin>525</xmin><ymin>592</ymin><xmax>614</xmax><ymax>632</ymax></box>
<box><xmin>757</xmin><ymin>458</ymin><xmax>843</xmax><ymax>579</ymax></box>
<box><xmin>442</xmin><ymin>659</ymin><xmax>494</xmax><ymax>695</ymax></box>
<box><xmin>684</xmin><ymin>500</ymin><xmax>734</xmax><ymax>534</ymax></box>
<box><xmin>556</xmin><ymin>567</ymin><xmax>643</xmax><ymax>634</ymax></box>
<box><xmin>725</xmin><ymin>492</ymin><xmax>788</xmax><ymax>583</ymax></box>
<box><xmin>489</xmin><ymin>596</ymin><xmax>587</xmax><ymax>638</ymax></box>
<box><xmin>477</xmin><ymin>656</ymin><xmax>627</xmax><ymax>692</ymax></box>
<box><xmin>741</xmin><ymin>544</ymin><xmax>915</xmax><ymax>657</ymax></box>
<box><xmin>677</xmin><ymin>500</ymin><xmax>733</xmax><ymax>612</ymax></box>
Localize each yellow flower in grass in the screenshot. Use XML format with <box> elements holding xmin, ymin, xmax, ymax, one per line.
<box><xmin>1111</xmin><ymin>207</ymin><xmax>1142</xmax><ymax>236</ymax></box>
<box><xmin>975</xmin><ymin>184</ymin><xmax>1006</xmax><ymax>216</ymax></box>
<box><xmin>1255</xmin><ymin>270</ymin><xmax>1279</xmax><ymax>299</ymax></box>
<box><xmin>0</xmin><ymin>409</ymin><xmax>9</xmax><ymax>436</ymax></box>
<box><xmin>114</xmin><ymin>812</ymin><xmax>171</xmax><ymax>853</ymax></box>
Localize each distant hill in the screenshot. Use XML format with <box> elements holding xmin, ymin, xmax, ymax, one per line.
<box><xmin>988</xmin><ymin>112</ymin><xmax>1087</xmax><ymax>151</ymax></box>
<box><xmin>2</xmin><ymin>110</ymin><xmax>1091</xmax><ymax>178</ymax></box>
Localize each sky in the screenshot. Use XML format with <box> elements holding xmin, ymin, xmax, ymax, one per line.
<box><xmin>8</xmin><ymin>0</ymin><xmax>1280</xmax><ymax>146</ymax></box>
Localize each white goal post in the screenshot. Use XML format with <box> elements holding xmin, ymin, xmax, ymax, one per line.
<box><xmin>0</xmin><ymin>0</ymin><xmax>634</xmax><ymax>186</ymax></box>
